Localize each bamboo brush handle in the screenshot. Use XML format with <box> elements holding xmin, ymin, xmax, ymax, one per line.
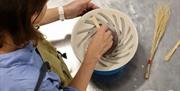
<box><xmin>164</xmin><ymin>40</ymin><xmax>180</xmax><ymax>61</ymax></box>
<box><xmin>91</xmin><ymin>16</ymin><xmax>100</xmax><ymax>28</ymax></box>
<box><xmin>144</xmin><ymin>59</ymin><xmax>152</xmax><ymax>79</ymax></box>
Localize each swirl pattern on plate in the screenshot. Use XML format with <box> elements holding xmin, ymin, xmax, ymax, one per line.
<box><xmin>71</xmin><ymin>9</ymin><xmax>138</xmax><ymax>71</ymax></box>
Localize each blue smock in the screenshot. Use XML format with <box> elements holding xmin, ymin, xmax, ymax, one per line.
<box><xmin>0</xmin><ymin>43</ymin><xmax>78</xmax><ymax>91</ymax></box>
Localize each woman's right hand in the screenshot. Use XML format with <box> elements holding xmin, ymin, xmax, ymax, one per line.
<box><xmin>70</xmin><ymin>25</ymin><xmax>113</xmax><ymax>91</ymax></box>
<box><xmin>84</xmin><ymin>25</ymin><xmax>113</xmax><ymax>64</ymax></box>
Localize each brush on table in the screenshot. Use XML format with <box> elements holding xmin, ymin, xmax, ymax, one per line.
<box><xmin>144</xmin><ymin>5</ymin><xmax>170</xmax><ymax>79</ymax></box>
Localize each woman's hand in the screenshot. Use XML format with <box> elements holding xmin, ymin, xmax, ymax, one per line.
<box><xmin>85</xmin><ymin>25</ymin><xmax>113</xmax><ymax>64</ymax></box>
<box><xmin>69</xmin><ymin>25</ymin><xmax>113</xmax><ymax>90</ymax></box>
<box><xmin>64</xmin><ymin>0</ymin><xmax>98</xmax><ymax>19</ymax></box>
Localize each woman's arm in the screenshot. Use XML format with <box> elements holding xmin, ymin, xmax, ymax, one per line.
<box><xmin>69</xmin><ymin>25</ymin><xmax>113</xmax><ymax>91</ymax></box>
<box><xmin>39</xmin><ymin>8</ymin><xmax>59</xmax><ymax>25</ymax></box>
<box><xmin>39</xmin><ymin>0</ymin><xmax>97</xmax><ymax>25</ymax></box>
<box><xmin>69</xmin><ymin>55</ymin><xmax>98</xmax><ymax>91</ymax></box>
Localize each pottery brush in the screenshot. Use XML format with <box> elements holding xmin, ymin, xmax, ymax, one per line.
<box><xmin>144</xmin><ymin>5</ymin><xmax>170</xmax><ymax>79</ymax></box>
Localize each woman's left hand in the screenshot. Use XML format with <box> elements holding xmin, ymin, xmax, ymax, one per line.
<box><xmin>63</xmin><ymin>0</ymin><xmax>98</xmax><ymax>19</ymax></box>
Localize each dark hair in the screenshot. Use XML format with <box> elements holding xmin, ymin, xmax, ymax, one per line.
<box><xmin>0</xmin><ymin>0</ymin><xmax>48</xmax><ymax>47</ymax></box>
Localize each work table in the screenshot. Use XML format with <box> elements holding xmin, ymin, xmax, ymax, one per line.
<box><xmin>40</xmin><ymin>0</ymin><xmax>180</xmax><ymax>91</ymax></box>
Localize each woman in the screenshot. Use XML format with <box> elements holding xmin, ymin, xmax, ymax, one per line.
<box><xmin>0</xmin><ymin>0</ymin><xmax>113</xmax><ymax>91</ymax></box>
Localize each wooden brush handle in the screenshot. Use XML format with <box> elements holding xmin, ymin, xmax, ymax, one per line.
<box><xmin>144</xmin><ymin>59</ymin><xmax>152</xmax><ymax>79</ymax></box>
<box><xmin>91</xmin><ymin>16</ymin><xmax>100</xmax><ymax>28</ymax></box>
<box><xmin>164</xmin><ymin>40</ymin><xmax>180</xmax><ymax>61</ymax></box>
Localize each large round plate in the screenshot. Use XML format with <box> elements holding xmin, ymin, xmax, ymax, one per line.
<box><xmin>71</xmin><ymin>8</ymin><xmax>138</xmax><ymax>71</ymax></box>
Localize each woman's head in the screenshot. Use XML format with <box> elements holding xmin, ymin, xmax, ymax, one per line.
<box><xmin>0</xmin><ymin>0</ymin><xmax>48</xmax><ymax>47</ymax></box>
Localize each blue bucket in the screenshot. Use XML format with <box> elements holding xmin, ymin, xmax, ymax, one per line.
<box><xmin>92</xmin><ymin>65</ymin><xmax>128</xmax><ymax>80</ymax></box>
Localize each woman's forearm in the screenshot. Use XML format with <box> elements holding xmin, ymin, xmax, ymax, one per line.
<box><xmin>69</xmin><ymin>25</ymin><xmax>113</xmax><ymax>91</ymax></box>
<box><xmin>39</xmin><ymin>8</ymin><xmax>59</xmax><ymax>25</ymax></box>
<box><xmin>69</xmin><ymin>54</ymin><xmax>98</xmax><ymax>91</ymax></box>
<box><xmin>39</xmin><ymin>0</ymin><xmax>97</xmax><ymax>25</ymax></box>
<box><xmin>39</xmin><ymin>6</ymin><xmax>71</xmax><ymax>25</ymax></box>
